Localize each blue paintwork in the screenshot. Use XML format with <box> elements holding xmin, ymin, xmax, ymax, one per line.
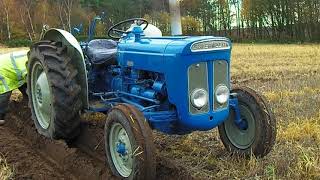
<box><xmin>86</xmin><ymin>25</ymin><xmax>233</xmax><ymax>134</ymax></box>
<box><xmin>88</xmin><ymin>16</ymin><xmax>102</xmax><ymax>42</ymax></box>
<box><xmin>116</xmin><ymin>142</ymin><xmax>127</xmax><ymax>156</ymax></box>
<box><xmin>229</xmin><ymin>97</ymin><xmax>248</xmax><ymax>130</ymax></box>
<box><xmin>73</xmin><ymin>13</ymin><xmax>105</xmax><ymax>45</ymax></box>
<box><xmin>72</xmin><ymin>24</ymin><xmax>83</xmax><ymax>35</ymax></box>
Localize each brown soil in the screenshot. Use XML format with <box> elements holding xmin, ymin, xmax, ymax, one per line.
<box><xmin>0</xmin><ymin>99</ymin><xmax>193</xmax><ymax>180</ymax></box>
<box><xmin>0</xmin><ymin>127</ymin><xmax>73</xmax><ymax>179</ymax></box>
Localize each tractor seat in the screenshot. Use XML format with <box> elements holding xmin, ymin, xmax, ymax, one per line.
<box><xmin>87</xmin><ymin>39</ymin><xmax>118</xmax><ymax>65</ymax></box>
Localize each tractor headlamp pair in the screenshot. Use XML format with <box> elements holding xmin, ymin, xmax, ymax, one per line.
<box><xmin>190</xmin><ymin>85</ymin><xmax>229</xmax><ymax>109</ymax></box>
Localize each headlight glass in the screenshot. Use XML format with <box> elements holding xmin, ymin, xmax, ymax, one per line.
<box><xmin>190</xmin><ymin>88</ymin><xmax>208</xmax><ymax>109</ymax></box>
<box><xmin>215</xmin><ymin>85</ymin><xmax>229</xmax><ymax>104</ymax></box>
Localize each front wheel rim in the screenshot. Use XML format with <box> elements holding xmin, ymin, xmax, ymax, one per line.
<box><xmin>224</xmin><ymin>104</ymin><xmax>256</xmax><ymax>149</ymax></box>
<box><xmin>109</xmin><ymin>123</ymin><xmax>133</xmax><ymax>177</ymax></box>
<box><xmin>31</xmin><ymin>61</ymin><xmax>52</xmax><ymax>130</ymax></box>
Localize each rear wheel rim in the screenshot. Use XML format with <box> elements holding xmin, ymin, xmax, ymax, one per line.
<box><xmin>224</xmin><ymin>104</ymin><xmax>256</xmax><ymax>149</ymax></box>
<box><xmin>31</xmin><ymin>61</ymin><xmax>52</xmax><ymax>130</ymax></box>
<box><xmin>109</xmin><ymin>123</ymin><xmax>133</xmax><ymax>177</ymax></box>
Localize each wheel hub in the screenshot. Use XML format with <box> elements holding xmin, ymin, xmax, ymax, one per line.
<box><xmin>237</xmin><ymin>118</ymin><xmax>248</xmax><ymax>131</ymax></box>
<box><xmin>31</xmin><ymin>62</ymin><xmax>53</xmax><ymax>130</ymax></box>
<box><xmin>109</xmin><ymin>123</ymin><xmax>133</xmax><ymax>177</ymax></box>
<box><xmin>116</xmin><ymin>142</ymin><xmax>128</xmax><ymax>156</ymax></box>
<box><xmin>35</xmin><ymin>83</ymin><xmax>43</xmax><ymax>106</ymax></box>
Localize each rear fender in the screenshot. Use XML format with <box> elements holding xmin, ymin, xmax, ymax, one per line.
<box><xmin>42</xmin><ymin>29</ymin><xmax>89</xmax><ymax>109</ymax></box>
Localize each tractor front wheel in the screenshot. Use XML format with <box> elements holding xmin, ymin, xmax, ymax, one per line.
<box><xmin>105</xmin><ymin>104</ymin><xmax>156</xmax><ymax>179</ymax></box>
<box><xmin>218</xmin><ymin>86</ymin><xmax>276</xmax><ymax>157</ymax></box>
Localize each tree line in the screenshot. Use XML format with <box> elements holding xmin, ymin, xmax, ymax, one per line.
<box><xmin>0</xmin><ymin>0</ymin><xmax>319</xmax><ymax>43</ymax></box>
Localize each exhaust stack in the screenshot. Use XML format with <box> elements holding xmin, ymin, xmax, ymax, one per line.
<box><xmin>169</xmin><ymin>0</ymin><xmax>182</xmax><ymax>36</ymax></box>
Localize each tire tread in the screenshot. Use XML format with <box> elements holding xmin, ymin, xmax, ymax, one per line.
<box><xmin>27</xmin><ymin>40</ymin><xmax>82</xmax><ymax>140</ymax></box>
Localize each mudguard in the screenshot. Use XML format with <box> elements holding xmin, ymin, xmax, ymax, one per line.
<box><xmin>42</xmin><ymin>29</ymin><xmax>89</xmax><ymax>109</ymax></box>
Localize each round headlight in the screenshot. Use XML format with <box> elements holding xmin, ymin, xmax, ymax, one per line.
<box><xmin>190</xmin><ymin>89</ymin><xmax>208</xmax><ymax>109</ymax></box>
<box><xmin>215</xmin><ymin>85</ymin><xmax>229</xmax><ymax>104</ymax></box>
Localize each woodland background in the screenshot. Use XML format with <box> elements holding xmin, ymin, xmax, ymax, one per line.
<box><xmin>0</xmin><ymin>0</ymin><xmax>319</xmax><ymax>45</ymax></box>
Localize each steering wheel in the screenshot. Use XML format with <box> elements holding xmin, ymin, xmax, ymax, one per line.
<box><xmin>107</xmin><ymin>18</ymin><xmax>149</xmax><ymax>39</ymax></box>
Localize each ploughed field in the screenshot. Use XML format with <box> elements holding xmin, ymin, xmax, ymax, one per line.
<box><xmin>0</xmin><ymin>44</ymin><xmax>320</xmax><ymax>179</ymax></box>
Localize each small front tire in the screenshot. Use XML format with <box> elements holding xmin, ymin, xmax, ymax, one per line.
<box><xmin>105</xmin><ymin>104</ymin><xmax>156</xmax><ymax>179</ymax></box>
<box><xmin>218</xmin><ymin>86</ymin><xmax>276</xmax><ymax>157</ymax></box>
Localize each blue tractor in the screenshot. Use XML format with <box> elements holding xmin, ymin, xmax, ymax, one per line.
<box><xmin>27</xmin><ymin>15</ymin><xmax>276</xmax><ymax>180</ymax></box>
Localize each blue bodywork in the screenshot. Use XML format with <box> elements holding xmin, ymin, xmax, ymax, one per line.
<box><xmin>86</xmin><ymin>26</ymin><xmax>235</xmax><ymax>134</ymax></box>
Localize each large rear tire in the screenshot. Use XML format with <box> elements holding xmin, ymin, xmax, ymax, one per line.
<box><xmin>27</xmin><ymin>40</ymin><xmax>82</xmax><ymax>140</ymax></box>
<box><xmin>218</xmin><ymin>86</ymin><xmax>276</xmax><ymax>157</ymax></box>
<box><xmin>105</xmin><ymin>104</ymin><xmax>156</xmax><ymax>180</ymax></box>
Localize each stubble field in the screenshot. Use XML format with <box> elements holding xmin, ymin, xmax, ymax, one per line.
<box><xmin>0</xmin><ymin>43</ymin><xmax>319</xmax><ymax>179</ymax></box>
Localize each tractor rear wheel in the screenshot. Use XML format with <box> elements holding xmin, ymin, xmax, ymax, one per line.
<box><xmin>27</xmin><ymin>40</ymin><xmax>82</xmax><ymax>140</ymax></box>
<box><xmin>105</xmin><ymin>104</ymin><xmax>156</xmax><ymax>179</ymax></box>
<box><xmin>218</xmin><ymin>86</ymin><xmax>276</xmax><ymax>157</ymax></box>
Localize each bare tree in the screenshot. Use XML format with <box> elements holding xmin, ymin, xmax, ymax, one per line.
<box><xmin>19</xmin><ymin>7</ymin><xmax>33</xmax><ymax>41</ymax></box>
<box><xmin>63</xmin><ymin>0</ymin><xmax>74</xmax><ymax>32</ymax></box>
<box><xmin>56</xmin><ymin>0</ymin><xmax>74</xmax><ymax>31</ymax></box>
<box><xmin>23</xmin><ymin>0</ymin><xmax>36</xmax><ymax>40</ymax></box>
<box><xmin>230</xmin><ymin>0</ymin><xmax>241</xmax><ymax>38</ymax></box>
<box><xmin>0</xmin><ymin>0</ymin><xmax>11</xmax><ymax>40</ymax></box>
<box><xmin>57</xmin><ymin>2</ymin><xmax>67</xmax><ymax>30</ymax></box>
<box><xmin>18</xmin><ymin>0</ymin><xmax>36</xmax><ymax>41</ymax></box>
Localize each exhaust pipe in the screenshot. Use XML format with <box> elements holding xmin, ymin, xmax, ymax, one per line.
<box><xmin>169</xmin><ymin>0</ymin><xmax>182</xmax><ymax>36</ymax></box>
